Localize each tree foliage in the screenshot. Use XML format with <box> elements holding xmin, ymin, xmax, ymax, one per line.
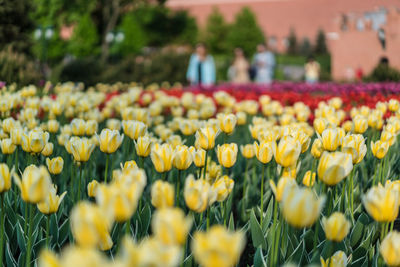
<box><xmin>287</xmin><ymin>28</ymin><xmax>298</xmax><ymax>55</ymax></box>
<box><xmin>202</xmin><ymin>8</ymin><xmax>230</xmax><ymax>55</ymax></box>
<box><xmin>314</xmin><ymin>29</ymin><xmax>328</xmax><ymax>55</ymax></box>
<box><xmin>226</xmin><ymin>7</ymin><xmax>265</xmax><ymax>57</ymax></box>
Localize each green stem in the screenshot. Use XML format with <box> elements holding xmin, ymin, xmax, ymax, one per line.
<box><xmin>15</xmin><ymin>147</ymin><xmax>19</xmax><ymax>171</ymax></box>
<box><xmin>203</xmin><ymin>150</ymin><xmax>208</xmax><ymax>180</ymax></box>
<box><xmin>313</xmin><ymin>218</ymin><xmax>320</xmax><ymax>249</ymax></box>
<box><xmin>24</xmin><ymin>202</ymin><xmax>28</xmax><ymax>234</ymax></box>
<box><xmin>341</xmin><ymin>180</ymin><xmax>346</xmax><ymax>212</ymax></box>
<box><xmin>104</xmin><ymin>154</ymin><xmax>109</xmax><ymax>183</ymax></box>
<box><xmin>26</xmin><ymin>204</ymin><xmax>33</xmax><ymax>267</ymax></box>
<box><xmin>270</xmin><ymin>197</ymin><xmax>278</xmax><ymax>267</ymax></box>
<box><xmin>70</xmin><ymin>161</ymin><xmax>75</xmax><ymax>202</ymax></box>
<box><xmin>77</xmin><ymin>164</ymin><xmax>83</xmax><ymax>201</ymax></box>
<box><xmin>260</xmin><ymin>163</ymin><xmax>265</xmax><ymax>225</ymax></box>
<box><xmin>176</xmin><ymin>170</ymin><xmax>181</xmax><ymax>206</ymax></box>
<box><xmin>380</xmin><ymin>222</ymin><xmax>386</xmax><ymax>241</ymax></box>
<box><xmin>0</xmin><ymin>193</ymin><xmax>4</xmax><ymax>265</ymax></box>
<box><xmin>206</xmin><ymin>207</ymin><xmax>210</xmax><ymax>230</ymax></box>
<box><xmin>272</xmin><ymin>199</ymin><xmax>280</xmax><ymax>266</ymax></box>
<box><xmin>46</xmin><ymin>215</ymin><xmax>50</xmax><ymax>247</ymax></box>
<box><xmin>350</xmin><ymin>167</ymin><xmax>355</xmax><ymax>220</ymax></box>
<box><xmin>378</xmin><ymin>159</ymin><xmax>383</xmax><ymax>186</ymax></box>
<box><xmin>125</xmin><ymin>221</ymin><xmax>130</xmax><ymax>236</ymax></box>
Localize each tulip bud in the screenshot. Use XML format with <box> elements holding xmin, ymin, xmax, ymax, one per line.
<box><xmin>353</xmin><ymin>115</ymin><xmax>368</xmax><ymax>134</ymax></box>
<box><xmin>21</xmin><ymin>129</ymin><xmax>50</xmax><ymax>154</ymax></box>
<box><xmin>216</xmin><ymin>143</ymin><xmax>238</xmax><ymax>168</ymax></box>
<box><xmin>179</xmin><ymin>119</ymin><xmax>197</xmax><ymax>136</ymax></box>
<box><xmin>150</xmin><ymin>143</ymin><xmax>173</xmax><ymax>173</ymax></box>
<box><xmin>85</xmin><ymin>120</ymin><xmax>98</xmax><ymax>136</ymax></box>
<box><xmin>47</xmin><ymin>120</ymin><xmax>60</xmax><ymax>133</ymax></box>
<box><xmin>135</xmin><ymin>136</ymin><xmax>152</xmax><ymax>157</ymax></box>
<box><xmin>322</xmin><ymin>212</ymin><xmax>351</xmax><ymax>242</ymax></box>
<box><xmin>69</xmin><ymin>137</ymin><xmax>95</xmax><ymax>162</ymax></box>
<box><xmin>218</xmin><ymin>113</ymin><xmax>237</xmax><ymax>135</ymax></box>
<box><xmin>87</xmin><ymin>180</ymin><xmax>99</xmax><ymax>198</ymax></box>
<box><xmin>320</xmin><ymin>251</ymin><xmax>348</xmax><ymax>267</ymax></box>
<box><xmin>371</xmin><ymin>140</ymin><xmax>389</xmax><ymax>159</ymax></box>
<box><xmin>37</xmin><ymin>184</ymin><xmax>67</xmax><ymax>215</ymax></box>
<box><xmin>254</xmin><ymin>141</ymin><xmax>274</xmax><ymax>164</ymax></box>
<box><xmin>41</xmin><ymin>142</ymin><xmax>54</xmax><ymax>157</ymax></box>
<box><xmin>240</xmin><ymin>144</ymin><xmax>255</xmax><ymax>159</ymax></box>
<box><xmin>318</xmin><ymin>151</ymin><xmax>353</xmax><ymax>186</ymax></box>
<box><xmin>97</xmin><ymin>129</ymin><xmax>124</xmax><ymax>154</ymax></box>
<box><xmin>195</xmin><ymin>127</ymin><xmax>219</xmax><ymax>150</ymax></box>
<box><xmin>302</xmin><ymin>171</ymin><xmax>316</xmax><ymax>187</ymax></box>
<box><xmin>281</xmin><ymin>186</ymin><xmax>325</xmax><ymax>228</ymax></box>
<box><xmin>0</xmin><ymin>163</ymin><xmax>12</xmax><ymax>193</ymax></box>
<box><xmin>184</xmin><ymin>175</ymin><xmax>216</xmax><ymax>213</ymax></box>
<box><xmin>71</xmin><ymin>118</ymin><xmax>86</xmax><ymax>136</ymax></box>
<box><xmin>313</xmin><ymin>118</ymin><xmax>328</xmax><ymax>135</ymax></box>
<box><xmin>122</xmin><ymin>120</ymin><xmax>147</xmax><ymax>140</ymax></box>
<box><xmin>1</xmin><ymin>138</ymin><xmax>16</xmax><ymax>154</ymax></box>
<box><xmin>341</xmin><ymin>134</ymin><xmax>367</xmax><ymax>164</ymax></box>
<box><xmin>13</xmin><ymin>165</ymin><xmax>52</xmax><ymax>204</ymax></box>
<box><xmin>172</xmin><ymin>145</ymin><xmax>193</xmax><ymax>170</ymax></box>
<box><xmin>362</xmin><ymin>184</ymin><xmax>399</xmax><ymax>222</ymax></box>
<box><xmin>380</xmin><ymin>231</ymin><xmax>400</xmax><ymax>267</ymax></box>
<box><xmin>273</xmin><ymin>136</ymin><xmax>301</xmax><ymax>168</ymax></box>
<box><xmin>189</xmin><ymin>147</ymin><xmax>206</xmax><ymax>167</ymax></box>
<box><xmin>236</xmin><ymin>111</ymin><xmax>247</xmax><ymax>125</ymax></box>
<box><xmin>151</xmin><ymin>180</ymin><xmax>174</xmax><ymax>209</ymax></box>
<box><xmin>311</xmin><ymin>139</ymin><xmax>323</xmax><ymax>159</ymax></box>
<box><xmin>46</xmin><ymin>157</ymin><xmax>64</xmax><ymax>175</ymax></box>
<box><xmin>319</xmin><ymin>128</ymin><xmax>341</xmax><ymax>152</ymax></box>
<box><xmin>212</xmin><ymin>175</ymin><xmax>234</xmax><ymax>202</ymax></box>
<box><xmin>10</xmin><ymin>127</ymin><xmax>23</xmax><ymax>145</ymax></box>
<box><xmin>192</xmin><ymin>225</ymin><xmax>245</xmax><ymax>267</ymax></box>
<box><xmin>388</xmin><ymin>99</ymin><xmax>399</xmax><ymax>112</ymax></box>
<box><xmin>269</xmin><ymin>176</ymin><xmax>297</xmax><ymax>202</ymax></box>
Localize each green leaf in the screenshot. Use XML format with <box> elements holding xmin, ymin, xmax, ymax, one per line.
<box><xmin>287</xmin><ymin>240</ymin><xmax>304</xmax><ymax>263</ymax></box>
<box><xmin>350</xmin><ymin>219</ymin><xmax>364</xmax><ymax>247</ymax></box>
<box><xmin>183</xmin><ymin>254</ymin><xmax>193</xmax><ymax>267</ymax></box>
<box><xmin>5</xmin><ymin>243</ymin><xmax>17</xmax><ymax>267</ymax></box>
<box><xmin>50</xmin><ymin>214</ymin><xmax>59</xmax><ymax>244</ymax></box>
<box><xmin>58</xmin><ymin>219</ymin><xmax>70</xmax><ymax>245</ymax></box>
<box><xmin>253</xmin><ymin>246</ymin><xmax>267</xmax><ymax>267</ymax></box>
<box><xmin>263</xmin><ymin>197</ymin><xmax>273</xmax><ymax>232</ymax></box>
<box><xmin>250</xmin><ymin>209</ymin><xmax>267</xmax><ymax>250</ymax></box>
<box><xmin>140</xmin><ymin>203</ymin><xmax>151</xmax><ymax>236</ymax></box>
<box><xmin>16</xmin><ymin>222</ymin><xmax>26</xmax><ymax>252</ymax></box>
<box><xmin>228</xmin><ymin>213</ymin><xmax>235</xmax><ymax>231</ymax></box>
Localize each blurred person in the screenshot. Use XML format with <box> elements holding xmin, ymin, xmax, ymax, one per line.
<box><xmin>355</xmin><ymin>66</ymin><xmax>364</xmax><ymax>81</ymax></box>
<box><xmin>253</xmin><ymin>43</ymin><xmax>275</xmax><ymax>84</ymax></box>
<box><xmin>228</xmin><ymin>48</ymin><xmax>250</xmax><ymax>84</ymax></box>
<box><xmin>186</xmin><ymin>43</ymin><xmax>216</xmax><ymax>86</ymax></box>
<box><xmin>304</xmin><ymin>55</ymin><xmax>320</xmax><ymax>84</ymax></box>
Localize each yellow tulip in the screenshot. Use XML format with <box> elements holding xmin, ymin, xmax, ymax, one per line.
<box><xmin>318</xmin><ymin>151</ymin><xmax>353</xmax><ymax>186</ymax></box>
<box><xmin>2</xmin><ymin>117</ymin><xmax>16</xmax><ymax>133</ymax></box>
<box><xmin>195</xmin><ymin>127</ymin><xmax>219</xmax><ymax>150</ymax></box>
<box><xmin>96</xmin><ymin>183</ymin><xmax>139</xmax><ymax>223</ymax></box>
<box><xmin>236</xmin><ymin>111</ymin><xmax>247</xmax><ymax>125</ymax></box>
<box><xmin>302</xmin><ymin>171</ymin><xmax>316</xmax><ymax>187</ymax></box>
<box><xmin>69</xmin><ymin>137</ymin><xmax>95</xmax><ymax>162</ymax></box>
<box><xmin>172</xmin><ymin>145</ymin><xmax>193</xmax><ymax>170</ymax></box>
<box><xmin>218</xmin><ymin>113</ymin><xmax>237</xmax><ymax>135</ymax></box>
<box><xmin>179</xmin><ymin>119</ymin><xmax>197</xmax><ymax>136</ymax></box>
<box><xmin>70</xmin><ymin>201</ymin><xmax>113</xmax><ymax>250</ymax></box>
<box><xmin>106</xmin><ymin>119</ymin><xmax>121</xmax><ymax>131</ymax></box>
<box><xmin>135</xmin><ymin>135</ymin><xmax>152</xmax><ymax>157</ymax></box>
<box><xmin>192</xmin><ymin>225</ymin><xmax>245</xmax><ymax>267</ymax></box>
<box><xmin>46</xmin><ymin>157</ymin><xmax>64</xmax><ymax>175</ymax></box>
<box><xmin>311</xmin><ymin>138</ymin><xmax>324</xmax><ymax>158</ymax></box>
<box><xmin>0</xmin><ymin>163</ymin><xmax>12</xmax><ymax>193</ymax></box>
<box><xmin>121</xmin><ymin>160</ymin><xmax>138</xmax><ymax>171</ymax></box>
<box><xmin>37</xmin><ymin>184</ymin><xmax>67</xmax><ymax>215</ymax></box>
<box><xmin>342</xmin><ymin>121</ymin><xmax>353</xmax><ymax>133</ymax></box>
<box><xmin>184</xmin><ymin>175</ymin><xmax>216</xmax><ymax>213</ymax></box>
<box><xmin>362</xmin><ymin>184</ymin><xmax>399</xmax><ymax>222</ymax></box>
<box><xmin>273</xmin><ymin>136</ymin><xmax>301</xmax><ymax>167</ymax></box>
<box><xmin>381</xmin><ymin>131</ymin><xmax>396</xmax><ymax>146</ymax></box>
<box><xmin>122</xmin><ymin>120</ymin><xmax>147</xmax><ymax>140</ymax></box>
<box><xmin>341</xmin><ymin>134</ymin><xmax>367</xmax><ymax>164</ymax></box>
<box><xmin>189</xmin><ymin>146</ymin><xmax>206</xmax><ymax>167</ymax></box>
<box><xmin>150</xmin><ymin>143</ymin><xmax>173</xmax><ymax>173</ymax></box>
<box><xmin>371</xmin><ymin>140</ymin><xmax>389</xmax><ymax>159</ymax></box>
<box><xmin>216</xmin><ymin>143</ymin><xmax>238</xmax><ymax>168</ymax></box>
<box><xmin>85</xmin><ymin>120</ymin><xmax>98</xmax><ymax>136</ymax></box>
<box><xmin>71</xmin><ymin>118</ymin><xmax>86</xmax><ymax>136</ymax></box>
<box><xmin>41</xmin><ymin>142</ymin><xmax>54</xmax><ymax>157</ymax></box>
<box><xmin>313</xmin><ymin>117</ymin><xmax>328</xmax><ymax>135</ymax></box>
<box><xmin>281</xmin><ymin>186</ymin><xmax>325</xmax><ymax>228</ymax></box>
<box><xmin>47</xmin><ymin>120</ymin><xmax>60</xmax><ymax>133</ymax></box>
<box><xmin>353</xmin><ymin>115</ymin><xmax>368</xmax><ymax>134</ymax></box>
<box><xmin>97</xmin><ymin>128</ymin><xmax>124</xmax><ymax>154</ymax></box>
<box><xmin>10</xmin><ymin>127</ymin><xmax>23</xmax><ymax>145</ymax></box>
<box><xmin>87</xmin><ymin>180</ymin><xmax>99</xmax><ymax>198</ymax></box>
<box><xmin>319</xmin><ymin>128</ymin><xmax>341</xmax><ymax>151</ymax></box>
<box><xmin>212</xmin><ymin>175</ymin><xmax>234</xmax><ymax>202</ymax></box>
<box><xmin>322</xmin><ymin>212</ymin><xmax>351</xmax><ymax>242</ymax></box>
<box><xmin>254</xmin><ymin>141</ymin><xmax>274</xmax><ymax>164</ymax></box>
<box><xmin>380</xmin><ymin>231</ymin><xmax>400</xmax><ymax>267</ymax></box>
<box><xmin>207</xmin><ymin>161</ymin><xmax>222</xmax><ymax>180</ymax></box>
<box><xmin>388</xmin><ymin>99</ymin><xmax>399</xmax><ymax>112</ymax></box>
<box><xmin>151</xmin><ymin>180</ymin><xmax>174</xmax><ymax>209</ymax></box>
<box><xmin>21</xmin><ymin>128</ymin><xmax>50</xmax><ymax>154</ymax></box>
<box><xmin>152</xmin><ymin>207</ymin><xmax>192</xmax><ymax>245</ymax></box>
<box><xmin>240</xmin><ymin>144</ymin><xmax>255</xmax><ymax>159</ymax></box>
<box><xmin>1</xmin><ymin>138</ymin><xmax>16</xmax><ymax>154</ymax></box>
<box><xmin>13</xmin><ymin>165</ymin><xmax>52</xmax><ymax>204</ymax></box>
<box><xmin>269</xmin><ymin>176</ymin><xmax>297</xmax><ymax>202</ymax></box>
<box><xmin>320</xmin><ymin>251</ymin><xmax>348</xmax><ymax>267</ymax></box>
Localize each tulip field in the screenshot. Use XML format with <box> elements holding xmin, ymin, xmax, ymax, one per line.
<box><xmin>1</xmin><ymin>82</ymin><xmax>400</xmax><ymax>267</ymax></box>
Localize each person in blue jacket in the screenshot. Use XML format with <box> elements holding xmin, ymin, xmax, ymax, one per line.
<box><xmin>186</xmin><ymin>43</ymin><xmax>216</xmax><ymax>86</ymax></box>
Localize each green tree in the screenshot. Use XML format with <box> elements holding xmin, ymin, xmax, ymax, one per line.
<box><xmin>68</xmin><ymin>13</ymin><xmax>99</xmax><ymax>57</ymax></box>
<box><xmin>0</xmin><ymin>0</ymin><xmax>34</xmax><ymax>54</ymax></box>
<box><xmin>314</xmin><ymin>29</ymin><xmax>328</xmax><ymax>54</ymax></box>
<box><xmin>227</xmin><ymin>7</ymin><xmax>265</xmax><ymax>57</ymax></box>
<box><xmin>202</xmin><ymin>7</ymin><xmax>230</xmax><ymax>55</ymax></box>
<box><xmin>299</xmin><ymin>37</ymin><xmax>311</xmax><ymax>56</ymax></box>
<box><xmin>119</xmin><ymin>13</ymin><xmax>147</xmax><ymax>55</ymax></box>
<box><xmin>287</xmin><ymin>28</ymin><xmax>298</xmax><ymax>55</ymax></box>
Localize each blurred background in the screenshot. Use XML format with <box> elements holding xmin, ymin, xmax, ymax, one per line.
<box><xmin>0</xmin><ymin>0</ymin><xmax>399</xmax><ymax>86</ymax></box>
